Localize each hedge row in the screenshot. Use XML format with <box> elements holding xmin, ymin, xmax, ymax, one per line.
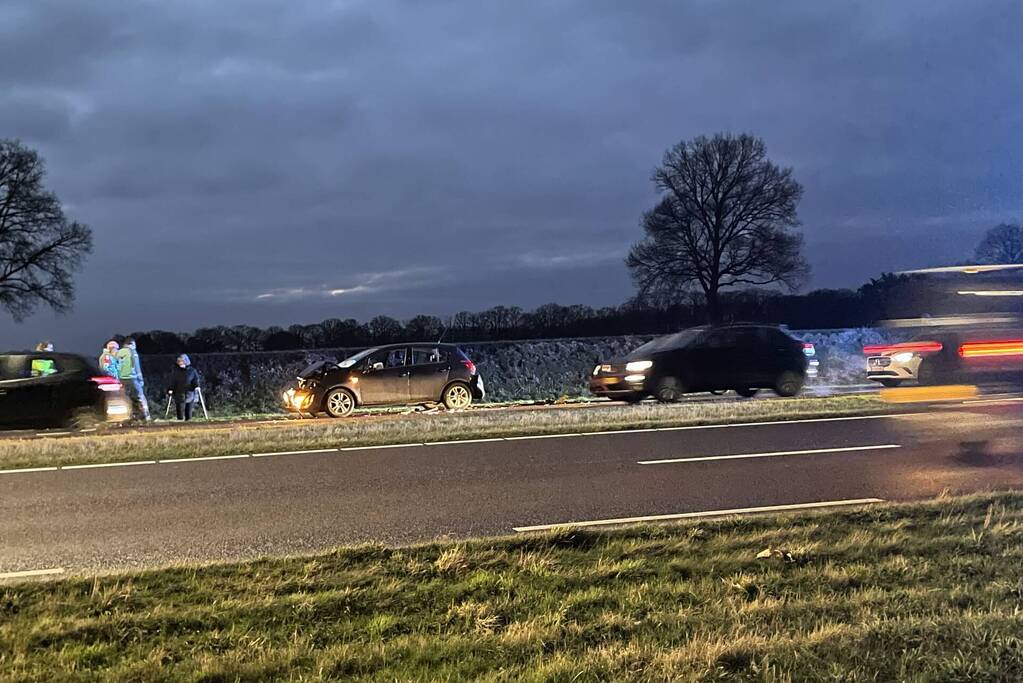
<box><xmin>138</xmin><ymin>329</ymin><xmax>895</xmax><ymax>415</ymax></box>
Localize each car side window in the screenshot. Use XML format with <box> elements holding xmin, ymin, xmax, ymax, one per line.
<box><xmin>30</xmin><ymin>357</ymin><xmax>60</xmax><ymax>377</ymax></box>
<box><xmin>0</xmin><ymin>356</ymin><xmax>29</xmax><ymax>380</ymax></box>
<box><xmin>734</xmin><ymin>330</ymin><xmax>761</xmax><ymax>348</ymax></box>
<box><xmin>411</xmin><ymin>347</ymin><xmax>445</xmax><ymax>365</ymax></box>
<box><xmin>704</xmin><ymin>330</ymin><xmax>739</xmax><ymax>348</ymax></box>
<box><xmin>365</xmin><ymin>348</ymin><xmax>406</xmax><ymax>370</ymax></box>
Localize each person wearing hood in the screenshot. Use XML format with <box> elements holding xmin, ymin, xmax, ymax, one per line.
<box><xmin>117</xmin><ymin>337</ymin><xmax>151</xmax><ymax>421</ymax></box>
<box><xmin>98</xmin><ymin>341</ymin><xmax>120</xmax><ymax>379</ymax></box>
<box><xmin>167</xmin><ymin>354</ymin><xmax>201</xmax><ymax>421</ymax></box>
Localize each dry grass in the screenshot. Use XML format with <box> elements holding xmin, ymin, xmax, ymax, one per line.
<box><xmin>0</xmin><ymin>395</ymin><xmax>885</xmax><ymax>470</ymax></box>
<box><xmin>2</xmin><ymin>493</ymin><xmax>1022</xmax><ymax>681</ymax></box>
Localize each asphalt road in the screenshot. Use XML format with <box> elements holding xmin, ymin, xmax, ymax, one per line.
<box><xmin>3</xmin><ymin>401</ymin><xmax>1022</xmax><ymax>577</ymax></box>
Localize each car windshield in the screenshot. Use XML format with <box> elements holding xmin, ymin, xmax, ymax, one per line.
<box><xmin>338</xmin><ymin>348</ymin><xmax>377</xmax><ymax>368</ymax></box>
<box><xmin>627</xmin><ymin>328</ymin><xmax>706</xmax><ymax>358</ymax></box>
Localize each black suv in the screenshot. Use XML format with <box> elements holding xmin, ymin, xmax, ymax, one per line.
<box><xmin>284</xmin><ymin>343</ymin><xmax>485</xmax><ymax>417</ymax></box>
<box><xmin>0</xmin><ymin>352</ymin><xmax>131</xmax><ymax>429</ymax></box>
<box><xmin>590</xmin><ymin>324</ymin><xmax>816</xmax><ymax>402</ymax></box>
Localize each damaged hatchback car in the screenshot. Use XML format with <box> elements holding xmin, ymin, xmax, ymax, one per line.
<box><xmin>284</xmin><ymin>343</ymin><xmax>485</xmax><ymax>417</ymax></box>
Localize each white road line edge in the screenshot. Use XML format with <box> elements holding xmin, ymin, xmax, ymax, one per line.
<box><xmin>340</xmin><ymin>443</ymin><xmax>421</xmax><ymax>451</ymax></box>
<box><xmin>964</xmin><ymin>397</ymin><xmax>1023</xmax><ymax>406</ymax></box>
<box><xmin>423</xmin><ymin>438</ymin><xmax>506</xmax><ymax>446</ymax></box>
<box><xmin>62</xmin><ymin>460</ymin><xmax>157</xmax><ymax>470</ymax></box>
<box><xmin>0</xmin><ymin>466</ymin><xmax>59</xmax><ymax>474</ymax></box>
<box><xmin>638</xmin><ymin>444</ymin><xmax>901</xmax><ymax>465</ymax></box>
<box><xmin>512</xmin><ymin>498</ymin><xmax>886</xmax><ymax>532</ymax></box>
<box><xmin>251</xmin><ymin>448</ymin><xmax>339</xmax><ymax>458</ymax></box>
<box><xmin>0</xmin><ymin>567</ymin><xmax>65</xmax><ymax>580</ymax></box>
<box><xmin>161</xmin><ymin>454</ymin><xmax>252</xmax><ymax>464</ymax></box>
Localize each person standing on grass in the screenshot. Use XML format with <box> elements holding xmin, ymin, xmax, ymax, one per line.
<box><xmin>98</xmin><ymin>340</ymin><xmax>120</xmax><ymax>379</ymax></box>
<box><xmin>167</xmin><ymin>354</ymin><xmax>201</xmax><ymax>421</ymax></box>
<box><xmin>116</xmin><ymin>337</ymin><xmax>151</xmax><ymax>421</ymax></box>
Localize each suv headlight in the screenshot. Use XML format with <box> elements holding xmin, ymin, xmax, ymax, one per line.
<box><xmin>625</xmin><ymin>360</ymin><xmax>653</xmax><ymax>372</ymax></box>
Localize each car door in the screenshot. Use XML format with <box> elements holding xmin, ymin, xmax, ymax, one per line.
<box><xmin>731</xmin><ymin>328</ymin><xmax>775</xmax><ymax>387</ymax></box>
<box><xmin>358</xmin><ymin>347</ymin><xmax>411</xmax><ymax>405</ymax></box>
<box><xmin>691</xmin><ymin>330</ymin><xmax>740</xmax><ymax>389</ymax></box>
<box><xmin>408</xmin><ymin>346</ymin><xmax>450</xmax><ymax>402</ymax></box>
<box><xmin>0</xmin><ymin>355</ymin><xmax>47</xmax><ymax>426</ymax></box>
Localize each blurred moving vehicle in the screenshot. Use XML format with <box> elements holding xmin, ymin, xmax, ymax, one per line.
<box><xmin>590</xmin><ymin>324</ymin><xmax>816</xmax><ymax>402</ymax></box>
<box><xmin>283</xmin><ymin>343</ymin><xmax>485</xmax><ymax>417</ymax></box>
<box><xmin>866</xmin><ymin>329</ymin><xmax>1023</xmax><ymax>387</ymax></box>
<box><xmin>0</xmin><ymin>351</ymin><xmax>131</xmax><ymax>429</ymax></box>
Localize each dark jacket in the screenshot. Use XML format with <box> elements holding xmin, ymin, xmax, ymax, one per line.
<box><xmin>168</xmin><ymin>365</ymin><xmax>201</xmax><ymax>402</ymax></box>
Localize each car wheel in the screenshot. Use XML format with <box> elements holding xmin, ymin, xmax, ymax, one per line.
<box><xmin>880</xmin><ymin>379</ymin><xmax>902</xmax><ymax>388</ymax></box>
<box><xmin>620</xmin><ymin>393</ymin><xmax>644</xmax><ymax>404</ymax></box>
<box><xmin>655</xmin><ymin>377</ymin><xmax>684</xmax><ymax>403</ymax></box>
<box><xmin>773</xmin><ymin>371</ymin><xmax>804</xmax><ymax>397</ymax></box>
<box><xmin>324</xmin><ymin>388</ymin><xmax>355</xmax><ymax>418</ymax></box>
<box><xmin>443</xmin><ymin>382</ymin><xmax>473</xmax><ymax>410</ymax></box>
<box><xmin>917</xmin><ymin>361</ymin><xmax>938</xmax><ymax>386</ymax></box>
<box><xmin>709</xmin><ymin>389</ymin><xmax>727</xmax><ymax>396</ymax></box>
<box><xmin>736</xmin><ymin>387</ymin><xmax>759</xmax><ymax>398</ymax></box>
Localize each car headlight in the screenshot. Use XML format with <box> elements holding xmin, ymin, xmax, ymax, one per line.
<box><xmin>892</xmin><ymin>352</ymin><xmax>915</xmax><ymax>363</ymax></box>
<box><xmin>625</xmin><ymin>360</ymin><xmax>653</xmax><ymax>372</ymax></box>
<box><xmin>593</xmin><ymin>365</ymin><xmax>601</xmax><ymax>376</ymax></box>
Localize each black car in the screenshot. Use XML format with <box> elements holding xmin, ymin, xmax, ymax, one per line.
<box><xmin>284</xmin><ymin>343</ymin><xmax>485</xmax><ymax>417</ymax></box>
<box><xmin>590</xmin><ymin>324</ymin><xmax>816</xmax><ymax>402</ymax></box>
<box><xmin>0</xmin><ymin>352</ymin><xmax>131</xmax><ymax>429</ymax></box>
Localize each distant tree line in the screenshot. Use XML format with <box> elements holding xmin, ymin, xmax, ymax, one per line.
<box><xmin>126</xmin><ymin>275</ymin><xmax>919</xmax><ymax>354</ymax></box>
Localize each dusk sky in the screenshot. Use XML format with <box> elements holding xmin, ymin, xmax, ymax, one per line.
<box><xmin>2</xmin><ymin>0</ymin><xmax>1022</xmax><ymax>352</ymax></box>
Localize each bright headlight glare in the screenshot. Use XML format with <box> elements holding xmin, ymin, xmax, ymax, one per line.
<box><xmin>892</xmin><ymin>352</ymin><xmax>915</xmax><ymax>363</ymax></box>
<box><xmin>593</xmin><ymin>365</ymin><xmax>601</xmax><ymax>376</ymax></box>
<box><xmin>625</xmin><ymin>360</ymin><xmax>653</xmax><ymax>372</ymax></box>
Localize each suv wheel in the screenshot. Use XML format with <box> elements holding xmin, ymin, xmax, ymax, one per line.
<box><xmin>443</xmin><ymin>382</ymin><xmax>473</xmax><ymax>410</ymax></box>
<box><xmin>324</xmin><ymin>388</ymin><xmax>355</xmax><ymax>418</ymax></box>
<box><xmin>774</xmin><ymin>371</ymin><xmax>804</xmax><ymax>397</ymax></box>
<box><xmin>655</xmin><ymin>377</ymin><xmax>684</xmax><ymax>403</ymax></box>
<box><xmin>917</xmin><ymin>361</ymin><xmax>938</xmax><ymax>386</ymax></box>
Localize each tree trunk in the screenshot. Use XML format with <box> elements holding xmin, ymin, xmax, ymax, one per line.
<box><xmin>705</xmin><ymin>286</ymin><xmax>722</xmax><ymax>323</ymax></box>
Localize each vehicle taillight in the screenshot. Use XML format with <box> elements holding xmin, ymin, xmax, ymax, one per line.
<box><xmin>802</xmin><ymin>342</ymin><xmax>816</xmax><ymax>357</ymax></box>
<box><xmin>862</xmin><ymin>341</ymin><xmax>943</xmax><ymax>355</ymax></box>
<box><xmin>461</xmin><ymin>358</ymin><xmax>477</xmax><ymax>374</ymax></box>
<box><xmin>91</xmin><ymin>376</ymin><xmax>122</xmax><ymax>392</ymax></box>
<box><xmin>959</xmin><ymin>340</ymin><xmax>1023</xmax><ymax>358</ymax></box>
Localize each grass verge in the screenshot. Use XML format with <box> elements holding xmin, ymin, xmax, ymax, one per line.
<box><xmin>3</xmin><ymin>493</ymin><xmax>1022</xmax><ymax>681</ymax></box>
<box><xmin>0</xmin><ymin>394</ymin><xmax>885</xmax><ymax>470</ymax></box>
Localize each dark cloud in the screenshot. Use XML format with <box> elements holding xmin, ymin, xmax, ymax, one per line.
<box><xmin>2</xmin><ymin>0</ymin><xmax>1022</xmax><ymax>351</ymax></box>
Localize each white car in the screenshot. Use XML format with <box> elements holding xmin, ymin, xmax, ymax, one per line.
<box><xmin>866</xmin><ymin>330</ymin><xmax>1023</xmax><ymax>387</ymax></box>
<box><xmin>865</xmin><ymin>339</ymin><xmax>942</xmax><ymax>387</ymax></box>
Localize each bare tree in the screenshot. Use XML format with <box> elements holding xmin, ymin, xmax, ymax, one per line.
<box><xmin>0</xmin><ymin>139</ymin><xmax>93</xmax><ymax>320</ymax></box>
<box><xmin>627</xmin><ymin>133</ymin><xmax>807</xmax><ymax>321</ymax></box>
<box><xmin>974</xmin><ymin>223</ymin><xmax>1023</xmax><ymax>264</ymax></box>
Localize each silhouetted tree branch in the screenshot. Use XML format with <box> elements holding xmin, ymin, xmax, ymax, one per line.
<box><xmin>0</xmin><ymin>139</ymin><xmax>93</xmax><ymax>320</ymax></box>
<box><xmin>627</xmin><ymin>133</ymin><xmax>808</xmax><ymax>321</ymax></box>
<box><xmin>975</xmin><ymin>223</ymin><xmax>1023</xmax><ymax>264</ymax></box>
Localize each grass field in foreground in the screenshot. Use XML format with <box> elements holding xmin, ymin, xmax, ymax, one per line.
<box><xmin>3</xmin><ymin>493</ymin><xmax>1022</xmax><ymax>681</ymax></box>
<box><xmin>0</xmin><ymin>394</ymin><xmax>884</xmax><ymax>470</ymax></box>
